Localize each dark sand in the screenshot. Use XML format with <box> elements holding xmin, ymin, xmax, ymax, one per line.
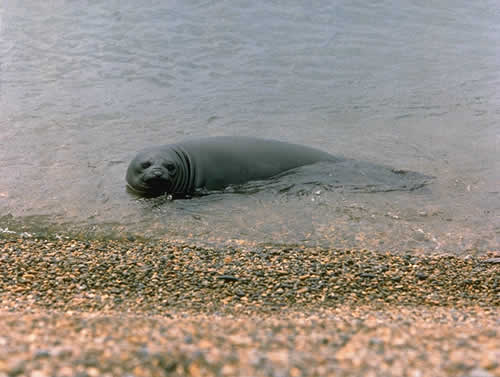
<box><xmin>0</xmin><ymin>235</ymin><xmax>498</xmax><ymax>377</ymax></box>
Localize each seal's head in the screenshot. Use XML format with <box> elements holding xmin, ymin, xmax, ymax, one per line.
<box><xmin>126</xmin><ymin>148</ymin><xmax>179</xmax><ymax>197</ymax></box>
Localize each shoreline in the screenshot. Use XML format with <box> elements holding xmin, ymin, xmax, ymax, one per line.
<box><xmin>0</xmin><ymin>235</ymin><xmax>498</xmax><ymax>376</ymax></box>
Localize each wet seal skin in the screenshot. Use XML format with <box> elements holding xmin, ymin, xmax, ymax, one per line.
<box><xmin>126</xmin><ymin>136</ymin><xmax>340</xmax><ymax>198</ymax></box>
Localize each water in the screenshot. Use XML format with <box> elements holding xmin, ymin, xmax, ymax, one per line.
<box><xmin>1</xmin><ymin>1</ymin><xmax>498</xmax><ymax>253</ymax></box>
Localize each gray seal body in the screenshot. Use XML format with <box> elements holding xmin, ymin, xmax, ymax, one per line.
<box><xmin>126</xmin><ymin>136</ymin><xmax>339</xmax><ymax>197</ymax></box>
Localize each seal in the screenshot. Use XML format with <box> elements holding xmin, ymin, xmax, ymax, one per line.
<box><xmin>126</xmin><ymin>136</ymin><xmax>340</xmax><ymax>197</ymax></box>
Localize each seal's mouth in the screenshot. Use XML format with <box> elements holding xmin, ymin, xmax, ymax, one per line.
<box><xmin>143</xmin><ymin>173</ymin><xmax>171</xmax><ymax>190</ymax></box>
<box><xmin>126</xmin><ymin>169</ymin><xmax>173</xmax><ymax>196</ymax></box>
<box><xmin>144</xmin><ymin>175</ymin><xmax>167</xmax><ymax>186</ymax></box>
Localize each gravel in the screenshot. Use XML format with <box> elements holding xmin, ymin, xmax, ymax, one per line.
<box><xmin>0</xmin><ymin>235</ymin><xmax>498</xmax><ymax>377</ymax></box>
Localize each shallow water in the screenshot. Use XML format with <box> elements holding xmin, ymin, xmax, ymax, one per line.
<box><xmin>1</xmin><ymin>1</ymin><xmax>498</xmax><ymax>253</ymax></box>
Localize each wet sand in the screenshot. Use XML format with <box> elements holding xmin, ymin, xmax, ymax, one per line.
<box><xmin>0</xmin><ymin>235</ymin><xmax>498</xmax><ymax>377</ymax></box>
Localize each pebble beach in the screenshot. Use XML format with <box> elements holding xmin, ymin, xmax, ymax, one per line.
<box><xmin>0</xmin><ymin>235</ymin><xmax>498</xmax><ymax>377</ymax></box>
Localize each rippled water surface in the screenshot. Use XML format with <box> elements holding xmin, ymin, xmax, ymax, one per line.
<box><xmin>1</xmin><ymin>1</ymin><xmax>498</xmax><ymax>253</ymax></box>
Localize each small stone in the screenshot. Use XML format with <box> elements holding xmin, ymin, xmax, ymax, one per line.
<box><xmin>221</xmin><ymin>365</ymin><xmax>237</xmax><ymax>376</ymax></box>
<box><xmin>86</xmin><ymin>368</ymin><xmax>100</xmax><ymax>377</ymax></box>
<box><xmin>58</xmin><ymin>366</ymin><xmax>75</xmax><ymax>377</ymax></box>
<box><xmin>234</xmin><ymin>289</ymin><xmax>245</xmax><ymax>297</ymax></box>
<box><xmin>31</xmin><ymin>371</ymin><xmax>49</xmax><ymax>377</ymax></box>
<box><xmin>187</xmin><ymin>363</ymin><xmax>201</xmax><ymax>377</ymax></box>
<box><xmin>360</xmin><ymin>273</ymin><xmax>377</xmax><ymax>278</ymax></box>
<box><xmin>460</xmin><ymin>368</ymin><xmax>495</xmax><ymax>377</ymax></box>
<box><xmin>368</xmin><ymin>336</ymin><xmax>383</xmax><ymax>345</ymax></box>
<box><xmin>7</xmin><ymin>360</ymin><xmax>25</xmax><ymax>377</ymax></box>
<box><xmin>217</xmin><ymin>275</ymin><xmax>239</xmax><ymax>282</ymax></box>
<box><xmin>413</xmin><ymin>230</ymin><xmax>428</xmax><ymax>241</ymax></box>
<box><xmin>480</xmin><ymin>352</ymin><xmax>499</xmax><ymax>370</ymax></box>
<box><xmin>34</xmin><ymin>349</ymin><xmax>51</xmax><ymax>358</ymax></box>
<box><xmin>52</xmin><ymin>346</ymin><xmax>73</xmax><ymax>358</ymax></box>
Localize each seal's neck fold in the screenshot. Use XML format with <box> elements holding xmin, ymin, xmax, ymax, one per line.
<box><xmin>172</xmin><ymin>146</ymin><xmax>195</xmax><ymax>196</ymax></box>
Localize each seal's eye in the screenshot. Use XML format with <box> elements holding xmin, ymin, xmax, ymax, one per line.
<box><xmin>165</xmin><ymin>163</ymin><xmax>176</xmax><ymax>172</ymax></box>
<box><xmin>141</xmin><ymin>161</ymin><xmax>151</xmax><ymax>169</ymax></box>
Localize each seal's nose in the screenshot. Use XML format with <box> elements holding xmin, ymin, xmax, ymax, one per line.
<box><xmin>144</xmin><ymin>168</ymin><xmax>167</xmax><ymax>184</ymax></box>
